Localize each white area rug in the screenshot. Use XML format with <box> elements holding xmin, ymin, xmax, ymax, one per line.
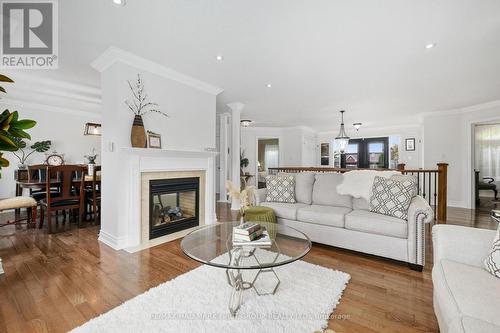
<box><xmin>72</xmin><ymin>251</ymin><xmax>350</xmax><ymax>333</ymax></box>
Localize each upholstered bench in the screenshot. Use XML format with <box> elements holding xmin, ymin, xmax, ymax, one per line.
<box><xmin>0</xmin><ymin>196</ymin><xmax>37</xmax><ymax>228</ymax></box>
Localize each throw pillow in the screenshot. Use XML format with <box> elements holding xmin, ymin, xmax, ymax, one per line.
<box><xmin>484</xmin><ymin>226</ymin><xmax>500</xmax><ymax>278</ymax></box>
<box><xmin>266</xmin><ymin>175</ymin><xmax>296</xmax><ymax>203</ymax></box>
<box><xmin>278</xmin><ymin>172</ymin><xmax>315</xmax><ymax>204</ymax></box>
<box><xmin>369</xmin><ymin>175</ymin><xmax>417</xmax><ymax>220</ymax></box>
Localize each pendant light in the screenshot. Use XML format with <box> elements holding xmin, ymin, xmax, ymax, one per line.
<box><xmin>335</xmin><ymin>110</ymin><xmax>350</xmax><ymax>153</ymax></box>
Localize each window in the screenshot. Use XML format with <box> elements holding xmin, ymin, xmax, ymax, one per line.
<box><xmin>345</xmin><ymin>143</ymin><xmax>359</xmax><ymax>169</ymax></box>
<box><xmin>340</xmin><ymin>137</ymin><xmax>389</xmax><ymax>169</ymax></box>
<box><xmin>320</xmin><ymin>143</ymin><xmax>330</xmax><ymax>166</ymax></box>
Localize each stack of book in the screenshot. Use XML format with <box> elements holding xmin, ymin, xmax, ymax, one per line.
<box><xmin>232</xmin><ymin>223</ymin><xmax>272</xmax><ymax>246</ymax></box>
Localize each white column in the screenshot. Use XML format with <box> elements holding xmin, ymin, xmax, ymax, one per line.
<box><xmin>227</xmin><ymin>102</ymin><xmax>244</xmax><ymax>210</ymax></box>
<box><xmin>218</xmin><ymin>113</ymin><xmax>230</xmax><ymax>202</ymax></box>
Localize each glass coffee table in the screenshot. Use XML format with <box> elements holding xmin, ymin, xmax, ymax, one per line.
<box><xmin>181</xmin><ymin>222</ymin><xmax>312</xmax><ymax>316</ymax></box>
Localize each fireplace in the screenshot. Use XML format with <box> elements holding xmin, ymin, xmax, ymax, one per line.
<box><xmin>149</xmin><ymin>177</ymin><xmax>200</xmax><ymax>240</ymax></box>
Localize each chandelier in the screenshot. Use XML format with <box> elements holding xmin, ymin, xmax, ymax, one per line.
<box><xmin>335</xmin><ymin>110</ymin><xmax>350</xmax><ymax>153</ymax></box>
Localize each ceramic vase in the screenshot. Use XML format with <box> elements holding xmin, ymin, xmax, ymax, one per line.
<box><xmin>131</xmin><ymin>115</ymin><xmax>147</xmax><ymax>148</ymax></box>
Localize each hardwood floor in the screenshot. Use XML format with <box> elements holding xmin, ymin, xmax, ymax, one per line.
<box><xmin>0</xmin><ymin>205</ymin><xmax>496</xmax><ymax>333</ymax></box>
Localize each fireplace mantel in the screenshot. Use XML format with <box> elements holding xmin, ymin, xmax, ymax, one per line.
<box><xmin>120</xmin><ymin>147</ymin><xmax>218</xmax><ymax>159</ymax></box>
<box><xmin>98</xmin><ymin>146</ymin><xmax>218</xmax><ymax>252</ymax></box>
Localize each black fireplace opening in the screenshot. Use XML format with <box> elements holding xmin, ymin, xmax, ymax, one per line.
<box><xmin>149</xmin><ymin>177</ymin><xmax>200</xmax><ymax>240</ymax></box>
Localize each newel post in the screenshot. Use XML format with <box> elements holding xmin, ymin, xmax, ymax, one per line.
<box><xmin>437</xmin><ymin>163</ymin><xmax>448</xmax><ymax>223</ymax></box>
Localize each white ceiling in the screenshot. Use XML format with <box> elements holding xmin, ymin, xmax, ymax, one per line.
<box><xmin>16</xmin><ymin>0</ymin><xmax>500</xmax><ymax>131</ymax></box>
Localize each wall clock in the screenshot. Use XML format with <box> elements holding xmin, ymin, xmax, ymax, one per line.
<box><xmin>45</xmin><ymin>151</ymin><xmax>65</xmax><ymax>166</ymax></box>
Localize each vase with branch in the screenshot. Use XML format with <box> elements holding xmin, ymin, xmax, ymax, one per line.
<box><xmin>11</xmin><ymin>138</ymin><xmax>51</xmax><ymax>169</ymax></box>
<box><xmin>125</xmin><ymin>74</ymin><xmax>168</xmax><ymax>148</ymax></box>
<box><xmin>226</xmin><ymin>180</ymin><xmax>255</xmax><ymax>225</ymax></box>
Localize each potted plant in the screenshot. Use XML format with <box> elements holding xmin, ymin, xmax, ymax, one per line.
<box><xmin>0</xmin><ymin>74</ymin><xmax>37</xmax><ymax>178</ymax></box>
<box><xmin>125</xmin><ymin>74</ymin><xmax>168</xmax><ymax>148</ymax></box>
<box><xmin>11</xmin><ymin>138</ymin><xmax>51</xmax><ymax>169</ymax></box>
<box><xmin>240</xmin><ymin>151</ymin><xmax>249</xmax><ymax>175</ymax></box>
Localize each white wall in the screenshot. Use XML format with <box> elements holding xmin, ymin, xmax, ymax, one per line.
<box><xmin>97</xmin><ymin>56</ymin><xmax>219</xmax><ymax>248</ymax></box>
<box><xmin>422</xmin><ymin>102</ymin><xmax>500</xmax><ymax>208</ymax></box>
<box><xmin>240</xmin><ymin>126</ymin><xmax>317</xmax><ymax>186</ymax></box>
<box><xmin>104</xmin><ymin>63</ymin><xmax>216</xmax><ymax>151</ymax></box>
<box><xmin>0</xmin><ymin>89</ymin><xmax>101</xmax><ymax>198</ymax></box>
<box><xmin>317</xmin><ymin>125</ymin><xmax>422</xmax><ymax>169</ymax></box>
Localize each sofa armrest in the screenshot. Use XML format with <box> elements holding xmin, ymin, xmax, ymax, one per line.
<box><xmin>407</xmin><ymin>195</ymin><xmax>433</xmax><ymax>266</ymax></box>
<box><xmin>255</xmin><ymin>188</ymin><xmax>267</xmax><ymax>205</ymax></box>
<box><xmin>432</xmin><ymin>224</ymin><xmax>496</xmax><ymax>268</ymax></box>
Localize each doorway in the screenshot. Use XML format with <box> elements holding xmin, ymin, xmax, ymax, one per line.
<box><xmin>257</xmin><ymin>138</ymin><xmax>279</xmax><ymax>188</ymax></box>
<box><xmin>473</xmin><ymin>123</ymin><xmax>500</xmax><ymax>211</ymax></box>
<box><xmin>341</xmin><ymin>137</ymin><xmax>389</xmax><ymax>169</ymax></box>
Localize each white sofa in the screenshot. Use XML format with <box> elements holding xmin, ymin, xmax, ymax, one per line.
<box><xmin>256</xmin><ymin>172</ymin><xmax>433</xmax><ymax>270</ymax></box>
<box><xmin>432</xmin><ymin>225</ymin><xmax>500</xmax><ymax>333</ymax></box>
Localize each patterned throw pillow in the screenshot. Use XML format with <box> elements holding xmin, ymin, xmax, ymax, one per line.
<box><xmin>484</xmin><ymin>226</ymin><xmax>500</xmax><ymax>278</ymax></box>
<box><xmin>369</xmin><ymin>175</ymin><xmax>417</xmax><ymax>220</ymax></box>
<box><xmin>266</xmin><ymin>175</ymin><xmax>296</xmax><ymax>203</ymax></box>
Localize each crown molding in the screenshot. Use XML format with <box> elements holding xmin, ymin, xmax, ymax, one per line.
<box><xmin>421</xmin><ymin>99</ymin><xmax>500</xmax><ymax>118</ymax></box>
<box><xmin>0</xmin><ymin>97</ymin><xmax>101</xmax><ymax>119</ymax></box>
<box><xmin>1</xmin><ymin>71</ymin><xmax>101</xmax><ymax>105</ymax></box>
<box><xmin>316</xmin><ymin>122</ymin><xmax>421</xmax><ymax>136</ymax></box>
<box><xmin>91</xmin><ymin>46</ymin><xmax>224</xmax><ymax>96</ymax></box>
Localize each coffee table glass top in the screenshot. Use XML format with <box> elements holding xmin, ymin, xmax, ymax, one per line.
<box><xmin>181</xmin><ymin>222</ymin><xmax>312</xmax><ymax>270</ymax></box>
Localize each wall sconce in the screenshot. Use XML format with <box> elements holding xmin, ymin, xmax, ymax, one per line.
<box><xmin>84</xmin><ymin>123</ymin><xmax>102</xmax><ymax>136</ymax></box>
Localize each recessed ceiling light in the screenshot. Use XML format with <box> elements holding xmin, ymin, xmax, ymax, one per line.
<box><xmin>216</xmin><ymin>55</ymin><xmax>224</xmax><ymax>61</ymax></box>
<box><xmin>425</xmin><ymin>43</ymin><xmax>436</xmax><ymax>49</ymax></box>
<box><xmin>113</xmin><ymin>0</ymin><xmax>126</xmax><ymax>6</ymax></box>
<box><xmin>266</xmin><ymin>83</ymin><xmax>272</xmax><ymax>88</ymax></box>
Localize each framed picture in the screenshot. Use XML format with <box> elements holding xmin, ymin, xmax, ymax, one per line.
<box><xmin>405</xmin><ymin>138</ymin><xmax>415</xmax><ymax>151</ymax></box>
<box><xmin>148</xmin><ymin>132</ymin><xmax>162</xmax><ymax>149</ymax></box>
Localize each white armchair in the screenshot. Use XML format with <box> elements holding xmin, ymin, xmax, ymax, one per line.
<box><xmin>432</xmin><ymin>225</ymin><xmax>499</xmax><ymax>333</ymax></box>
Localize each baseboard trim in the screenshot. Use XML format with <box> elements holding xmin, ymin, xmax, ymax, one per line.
<box><xmin>448</xmin><ymin>201</ymin><xmax>468</xmax><ymax>209</ymax></box>
<box><xmin>98</xmin><ymin>230</ymin><xmax>128</xmax><ymax>250</ymax></box>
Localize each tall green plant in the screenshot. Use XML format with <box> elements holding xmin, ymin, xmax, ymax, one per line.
<box><xmin>0</xmin><ymin>75</ymin><xmax>37</xmax><ymax>177</ymax></box>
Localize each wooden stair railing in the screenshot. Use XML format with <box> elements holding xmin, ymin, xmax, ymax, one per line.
<box><xmin>268</xmin><ymin>163</ymin><xmax>448</xmax><ymax>222</ymax></box>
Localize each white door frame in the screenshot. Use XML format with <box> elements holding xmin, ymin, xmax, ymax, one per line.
<box><xmin>255</xmin><ymin>137</ymin><xmax>282</xmax><ymax>185</ymax></box>
<box><xmin>466</xmin><ymin>116</ymin><xmax>500</xmax><ymax>209</ymax></box>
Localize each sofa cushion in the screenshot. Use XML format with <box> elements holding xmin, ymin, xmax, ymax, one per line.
<box><xmin>352</xmin><ymin>198</ymin><xmax>369</xmax><ymax>210</ymax></box>
<box><xmin>369</xmin><ymin>175</ymin><xmax>417</xmax><ymax>220</ymax></box>
<box><xmin>260</xmin><ymin>202</ymin><xmax>308</xmax><ymax>220</ymax></box>
<box><xmin>312</xmin><ymin>173</ymin><xmax>352</xmax><ymax>208</ymax></box>
<box><xmin>345</xmin><ymin>210</ymin><xmax>407</xmax><ymax>238</ymax></box>
<box><xmin>433</xmin><ymin>259</ymin><xmax>500</xmax><ymax>331</ymax></box>
<box><xmin>265</xmin><ymin>175</ymin><xmax>296</xmax><ymax>203</ymax></box>
<box><xmin>297</xmin><ymin>205</ymin><xmax>351</xmax><ymax>228</ymax></box>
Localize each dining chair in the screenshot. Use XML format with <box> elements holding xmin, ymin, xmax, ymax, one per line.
<box><xmin>27</xmin><ymin>164</ymin><xmax>60</xmax><ymax>201</ymax></box>
<box><xmin>39</xmin><ymin>165</ymin><xmax>85</xmax><ymax>233</ymax></box>
<box><xmin>85</xmin><ymin>165</ymin><xmax>101</xmax><ymax>223</ymax></box>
